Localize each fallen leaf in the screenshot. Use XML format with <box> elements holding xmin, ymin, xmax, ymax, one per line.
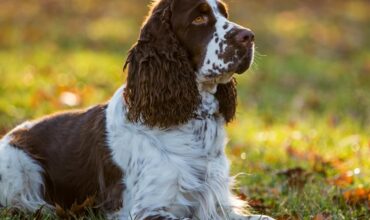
<box><xmin>237</xmin><ymin>191</ymin><xmax>247</xmax><ymax>201</ymax></box>
<box><xmin>328</xmin><ymin>173</ymin><xmax>354</xmax><ymax>187</ymax></box>
<box><xmin>326</xmin><ymin>158</ymin><xmax>348</xmax><ymax>173</ymax></box>
<box><xmin>55</xmin><ymin>196</ymin><xmax>96</xmax><ymax>219</ymax></box>
<box><xmin>276</xmin><ymin>214</ymin><xmax>300</xmax><ymax>220</ymax></box>
<box><xmin>277</xmin><ymin>167</ymin><xmax>311</xmax><ymax>189</ymax></box>
<box><xmin>270</xmin><ymin>187</ymin><xmax>280</xmax><ymax>197</ymax></box>
<box><xmin>248</xmin><ymin>198</ymin><xmax>270</xmax><ymax>213</ymax></box>
<box><xmin>313</xmin><ymin>212</ymin><xmax>332</xmax><ymax>220</ymax></box>
<box><xmin>286</xmin><ymin>145</ymin><xmax>318</xmax><ymax>162</ymax></box>
<box><xmin>278</xmin><ymin>167</ymin><xmax>306</xmax><ymax>177</ymax></box>
<box><xmin>343</xmin><ymin>188</ymin><xmax>370</xmax><ymax>206</ymax></box>
<box><xmin>70</xmin><ymin>195</ymin><xmax>96</xmax><ymax>214</ymax></box>
<box><xmin>55</xmin><ymin>203</ymin><xmax>68</xmax><ymax>218</ymax></box>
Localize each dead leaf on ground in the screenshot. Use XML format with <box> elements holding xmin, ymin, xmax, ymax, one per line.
<box><xmin>248</xmin><ymin>198</ymin><xmax>271</xmax><ymax>213</ymax></box>
<box><xmin>237</xmin><ymin>191</ymin><xmax>247</xmax><ymax>201</ymax></box>
<box><xmin>326</xmin><ymin>158</ymin><xmax>349</xmax><ymax>173</ymax></box>
<box><xmin>55</xmin><ymin>203</ymin><xmax>69</xmax><ymax>219</ymax></box>
<box><xmin>55</xmin><ymin>195</ymin><xmax>96</xmax><ymax>219</ymax></box>
<box><xmin>328</xmin><ymin>172</ymin><xmax>354</xmax><ymax>187</ymax></box>
<box><xmin>70</xmin><ymin>195</ymin><xmax>95</xmax><ymax>214</ymax></box>
<box><xmin>277</xmin><ymin>167</ymin><xmax>312</xmax><ymax>189</ymax></box>
<box><xmin>276</xmin><ymin>214</ymin><xmax>300</xmax><ymax>220</ymax></box>
<box><xmin>286</xmin><ymin>145</ymin><xmax>324</xmax><ymax>163</ymax></box>
<box><xmin>343</xmin><ymin>188</ymin><xmax>370</xmax><ymax>207</ymax></box>
<box><xmin>270</xmin><ymin>187</ymin><xmax>281</xmax><ymax>197</ymax></box>
<box><xmin>236</xmin><ymin>191</ymin><xmax>271</xmax><ymax>213</ymax></box>
<box><xmin>278</xmin><ymin>167</ymin><xmax>306</xmax><ymax>177</ymax></box>
<box><xmin>313</xmin><ymin>212</ymin><xmax>332</xmax><ymax>220</ymax></box>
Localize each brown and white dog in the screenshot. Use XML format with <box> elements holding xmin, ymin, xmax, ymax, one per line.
<box><xmin>0</xmin><ymin>0</ymin><xmax>274</xmax><ymax>219</ymax></box>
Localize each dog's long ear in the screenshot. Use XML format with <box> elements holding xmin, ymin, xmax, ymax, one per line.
<box><xmin>123</xmin><ymin>0</ymin><xmax>200</xmax><ymax>128</ymax></box>
<box><xmin>215</xmin><ymin>78</ymin><xmax>237</xmax><ymax>123</ymax></box>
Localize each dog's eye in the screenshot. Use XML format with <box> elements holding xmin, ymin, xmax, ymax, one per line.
<box><xmin>192</xmin><ymin>15</ymin><xmax>208</xmax><ymax>25</ymax></box>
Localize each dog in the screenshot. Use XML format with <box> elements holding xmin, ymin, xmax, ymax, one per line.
<box><xmin>0</xmin><ymin>0</ymin><xmax>274</xmax><ymax>219</ymax></box>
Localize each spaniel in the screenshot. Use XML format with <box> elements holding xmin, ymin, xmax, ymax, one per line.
<box><xmin>0</xmin><ymin>0</ymin><xmax>274</xmax><ymax>219</ymax></box>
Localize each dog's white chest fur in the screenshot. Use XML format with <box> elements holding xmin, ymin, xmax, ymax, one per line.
<box><xmin>106</xmin><ymin>86</ymin><xmax>232</xmax><ymax>219</ymax></box>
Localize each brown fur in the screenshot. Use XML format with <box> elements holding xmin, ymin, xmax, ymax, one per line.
<box><xmin>124</xmin><ymin>0</ymin><xmax>200</xmax><ymax>128</ymax></box>
<box><xmin>9</xmin><ymin>105</ymin><xmax>124</xmax><ymax>212</ymax></box>
<box><xmin>216</xmin><ymin>78</ymin><xmax>237</xmax><ymax>123</ymax></box>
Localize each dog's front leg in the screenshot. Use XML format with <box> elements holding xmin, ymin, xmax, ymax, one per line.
<box><xmin>143</xmin><ymin>214</ymin><xmax>191</xmax><ymax>220</ymax></box>
<box><xmin>228</xmin><ymin>212</ymin><xmax>275</xmax><ymax>220</ymax></box>
<box><xmin>145</xmin><ymin>216</ymin><xmax>192</xmax><ymax>220</ymax></box>
<box><xmin>113</xmin><ymin>146</ymin><xmax>192</xmax><ymax>220</ymax></box>
<box><xmin>107</xmin><ymin>211</ymin><xmax>191</xmax><ymax>220</ymax></box>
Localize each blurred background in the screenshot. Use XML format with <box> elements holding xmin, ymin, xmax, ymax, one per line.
<box><xmin>0</xmin><ymin>0</ymin><xmax>369</xmax><ymax>218</ymax></box>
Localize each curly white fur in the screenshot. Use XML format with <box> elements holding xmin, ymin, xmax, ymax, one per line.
<box><xmin>105</xmin><ymin>86</ymin><xmax>273</xmax><ymax>220</ymax></box>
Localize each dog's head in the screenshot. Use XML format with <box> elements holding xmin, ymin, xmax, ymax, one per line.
<box><xmin>124</xmin><ymin>0</ymin><xmax>254</xmax><ymax>128</ymax></box>
<box><xmin>172</xmin><ymin>0</ymin><xmax>255</xmax><ymax>83</ymax></box>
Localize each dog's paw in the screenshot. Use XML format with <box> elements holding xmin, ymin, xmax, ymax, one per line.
<box><xmin>244</xmin><ymin>215</ymin><xmax>275</xmax><ymax>220</ymax></box>
<box><xmin>230</xmin><ymin>214</ymin><xmax>275</xmax><ymax>220</ymax></box>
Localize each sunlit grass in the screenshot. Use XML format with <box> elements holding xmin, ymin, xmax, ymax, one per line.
<box><xmin>228</xmin><ymin>109</ymin><xmax>369</xmax><ymax>217</ymax></box>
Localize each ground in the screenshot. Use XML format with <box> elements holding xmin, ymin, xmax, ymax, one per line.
<box><xmin>0</xmin><ymin>0</ymin><xmax>369</xmax><ymax>219</ymax></box>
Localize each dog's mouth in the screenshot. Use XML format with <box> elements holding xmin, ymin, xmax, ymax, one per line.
<box><xmin>235</xmin><ymin>44</ymin><xmax>254</xmax><ymax>74</ymax></box>
<box><xmin>217</xmin><ymin>42</ymin><xmax>255</xmax><ymax>76</ymax></box>
<box><xmin>197</xmin><ymin>43</ymin><xmax>254</xmax><ymax>84</ymax></box>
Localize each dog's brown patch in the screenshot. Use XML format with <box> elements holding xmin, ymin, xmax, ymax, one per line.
<box><xmin>9</xmin><ymin>105</ymin><xmax>124</xmax><ymax>212</ymax></box>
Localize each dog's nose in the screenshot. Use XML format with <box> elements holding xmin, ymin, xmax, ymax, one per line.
<box><xmin>235</xmin><ymin>29</ymin><xmax>255</xmax><ymax>45</ymax></box>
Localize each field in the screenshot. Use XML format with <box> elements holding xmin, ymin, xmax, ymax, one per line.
<box><xmin>0</xmin><ymin>0</ymin><xmax>369</xmax><ymax>219</ymax></box>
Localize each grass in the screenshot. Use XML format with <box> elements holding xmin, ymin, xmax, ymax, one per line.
<box><xmin>0</xmin><ymin>0</ymin><xmax>370</xmax><ymax>219</ymax></box>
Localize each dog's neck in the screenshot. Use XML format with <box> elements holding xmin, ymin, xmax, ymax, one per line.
<box><xmin>197</xmin><ymin>81</ymin><xmax>218</xmax><ymax>94</ymax></box>
<box><xmin>196</xmin><ymin>82</ymin><xmax>219</xmax><ymax>118</ymax></box>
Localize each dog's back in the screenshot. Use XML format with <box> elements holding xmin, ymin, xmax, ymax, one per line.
<box><xmin>0</xmin><ymin>105</ymin><xmax>123</xmax><ymax>211</ymax></box>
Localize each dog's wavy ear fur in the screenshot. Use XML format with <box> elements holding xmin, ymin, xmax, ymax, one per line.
<box><xmin>215</xmin><ymin>78</ymin><xmax>237</xmax><ymax>123</ymax></box>
<box><xmin>123</xmin><ymin>0</ymin><xmax>200</xmax><ymax>128</ymax></box>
